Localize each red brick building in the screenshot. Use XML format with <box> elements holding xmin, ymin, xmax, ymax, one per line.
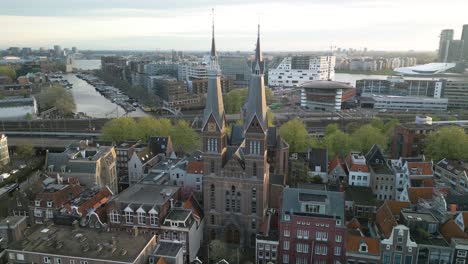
<box><xmin>278</xmin><ymin>186</ymin><xmax>346</xmax><ymax>264</ymax></box>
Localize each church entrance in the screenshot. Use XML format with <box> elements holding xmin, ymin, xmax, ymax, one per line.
<box><xmin>225</xmin><ymin>225</ymin><xmax>240</xmax><ymax>244</ymax></box>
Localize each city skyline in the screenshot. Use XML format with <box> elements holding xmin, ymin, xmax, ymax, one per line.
<box><xmin>1</xmin><ymin>0</ymin><xmax>467</xmax><ymax>51</ymax></box>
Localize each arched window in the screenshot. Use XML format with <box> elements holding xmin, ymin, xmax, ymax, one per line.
<box><xmin>210</xmin><ymin>184</ymin><xmax>215</xmax><ymax>210</ymax></box>
<box><xmin>253</xmin><ymin>162</ymin><xmax>257</xmax><ymax>177</ymax></box>
<box><xmin>210</xmin><ymin>160</ymin><xmax>215</xmax><ymax>173</ymax></box>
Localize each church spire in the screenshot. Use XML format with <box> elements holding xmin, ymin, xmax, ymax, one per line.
<box><xmin>252</xmin><ymin>24</ymin><xmax>264</xmax><ymax>74</ymax></box>
<box><xmin>202</xmin><ymin>12</ymin><xmax>225</xmax><ymax>132</ymax></box>
<box><xmin>245</xmin><ymin>24</ymin><xmax>267</xmax><ymax>132</ymax></box>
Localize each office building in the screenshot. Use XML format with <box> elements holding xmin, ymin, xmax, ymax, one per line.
<box><xmin>202</xmin><ymin>25</ymin><xmax>289</xmax><ymax>247</ymax></box>
<box><xmin>356</xmin><ymin>77</ymin><xmax>443</xmax><ymax>98</ymax></box>
<box><xmin>447</xmin><ymin>40</ymin><xmax>464</xmax><ymax>62</ymax></box>
<box><xmin>177</xmin><ymin>63</ymin><xmax>208</xmax><ymax>80</ymax></box>
<box><xmin>53</xmin><ymin>45</ymin><xmax>62</xmax><ymax>57</ymax></box>
<box><xmin>278</xmin><ymin>186</ymin><xmax>346</xmax><ymax>264</ymax></box>
<box><xmin>0</xmin><ymin>134</ymin><xmax>10</xmax><ymax>167</ymax></box>
<box><xmin>268</xmin><ymin>55</ymin><xmax>335</xmax><ymax>88</ymax></box>
<box><xmin>299</xmin><ymin>81</ymin><xmax>356</xmax><ymax>111</ymax></box>
<box><xmin>440</xmin><ymin>79</ymin><xmax>468</xmax><ymax>108</ymax></box>
<box><xmin>218</xmin><ymin>55</ymin><xmax>252</xmax><ymax>86</ymax></box>
<box><xmin>439</xmin><ymin>29</ymin><xmax>454</xmax><ymax>62</ymax></box>
<box><xmin>461</xmin><ymin>24</ymin><xmax>468</xmax><ymax>61</ymax></box>
<box><xmin>360</xmin><ymin>95</ymin><xmax>448</xmax><ymax>111</ymax></box>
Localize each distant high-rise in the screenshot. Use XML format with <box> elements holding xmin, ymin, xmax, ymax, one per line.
<box><xmin>438</xmin><ymin>29</ymin><xmax>454</xmax><ymax>62</ymax></box>
<box><xmin>53</xmin><ymin>45</ymin><xmax>62</xmax><ymax>57</ymax></box>
<box><xmin>72</xmin><ymin>47</ymin><xmax>78</xmax><ymax>53</ymax></box>
<box><xmin>461</xmin><ymin>24</ymin><xmax>468</xmax><ymax>61</ymax></box>
<box><xmin>447</xmin><ymin>40</ymin><xmax>464</xmax><ymax>62</ymax></box>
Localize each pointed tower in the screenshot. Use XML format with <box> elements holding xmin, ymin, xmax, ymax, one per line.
<box><xmin>245</xmin><ymin>24</ymin><xmax>268</xmax><ymax>133</ymax></box>
<box><xmin>202</xmin><ymin>15</ymin><xmax>227</xmax><ymax>176</ymax></box>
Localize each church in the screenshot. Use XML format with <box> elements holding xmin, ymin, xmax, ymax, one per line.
<box><xmin>202</xmin><ymin>23</ymin><xmax>289</xmax><ymax>247</ymax></box>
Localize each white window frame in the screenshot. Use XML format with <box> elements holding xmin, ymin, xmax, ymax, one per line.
<box><xmin>46</xmin><ymin>209</ymin><xmax>54</xmax><ymax>219</ymax></box>
<box><xmin>34</xmin><ymin>208</ymin><xmax>42</xmax><ymax>217</ymax></box>
<box><xmin>150</xmin><ymin>213</ymin><xmax>158</xmax><ymax>226</ymax></box>
<box><xmin>44</xmin><ymin>257</ymin><xmax>51</xmax><ymax>263</ymax></box>
<box><xmin>110</xmin><ymin>211</ymin><xmax>120</xmax><ymax>223</ymax></box>
<box><xmin>125</xmin><ymin>211</ymin><xmax>134</xmax><ymax>224</ymax></box>
<box><xmin>47</xmin><ymin>201</ymin><xmax>53</xmax><ymax>208</ymax></box>
<box><xmin>137</xmin><ymin>212</ymin><xmax>146</xmax><ymax>225</ymax></box>
<box><xmin>283</xmin><ymin>240</ymin><xmax>289</xmax><ymax>250</ymax></box>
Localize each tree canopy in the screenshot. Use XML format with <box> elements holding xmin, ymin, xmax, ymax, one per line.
<box><xmin>223</xmin><ymin>87</ymin><xmax>273</xmax><ymax>114</ymax></box>
<box><xmin>101</xmin><ymin>117</ymin><xmax>199</xmax><ymax>154</ymax></box>
<box><xmin>351</xmin><ymin>124</ymin><xmax>388</xmax><ymax>153</ymax></box>
<box><xmin>0</xmin><ymin>66</ymin><xmax>16</xmax><ymax>80</ymax></box>
<box><xmin>279</xmin><ymin>118</ymin><xmax>317</xmax><ymax>152</ymax></box>
<box><xmin>424</xmin><ymin>126</ymin><xmax>468</xmax><ymax>161</ymax></box>
<box><xmin>36</xmin><ymin>85</ymin><xmax>76</xmax><ymax>116</ymax></box>
<box><xmin>16</xmin><ymin>143</ymin><xmax>35</xmax><ymax>159</ymax></box>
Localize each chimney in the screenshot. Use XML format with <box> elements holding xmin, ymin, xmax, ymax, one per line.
<box><xmin>170</xmin><ymin>198</ymin><xmax>174</xmax><ymax>209</ymax></box>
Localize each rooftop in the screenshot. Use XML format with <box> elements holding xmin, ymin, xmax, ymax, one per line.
<box><xmin>401</xmin><ymin>210</ymin><xmax>439</xmax><ymax>223</ymax></box>
<box><xmin>114</xmin><ymin>184</ymin><xmax>179</xmax><ymax>206</ymax></box>
<box><xmin>8</xmin><ymin>225</ymin><xmax>156</xmax><ymax>262</ymax></box>
<box><xmin>0</xmin><ymin>216</ymin><xmax>27</xmax><ymax>229</ymax></box>
<box><xmin>152</xmin><ymin>241</ymin><xmax>183</xmax><ymax>258</ymax></box>
<box><xmin>164</xmin><ymin>209</ymin><xmax>191</xmax><ymax>222</ymax></box>
<box><xmin>300</xmin><ymin>80</ymin><xmax>354</xmax><ymax>90</ymax></box>
<box><xmin>345</xmin><ymin>187</ymin><xmax>378</xmax><ymax>206</ymax></box>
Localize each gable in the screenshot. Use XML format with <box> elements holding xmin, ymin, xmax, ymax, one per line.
<box><xmin>246</xmin><ymin>115</ymin><xmax>266</xmax><ymax>134</ymax></box>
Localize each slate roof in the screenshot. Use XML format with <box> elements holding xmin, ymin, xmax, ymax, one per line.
<box><xmin>281</xmin><ymin>187</ymin><xmax>345</xmax><ymax>221</ymax></box>
<box><xmin>115</xmin><ymin>184</ymin><xmax>179</xmax><ymax>207</ymax></box>
<box><xmin>436</xmin><ymin>159</ymin><xmax>467</xmax><ymax>176</ymax></box>
<box><xmin>230</xmin><ymin>125</ymin><xmax>245</xmax><ymax>146</ymax></box>
<box><xmin>365</xmin><ymin>144</ymin><xmax>386</xmax><ymax>165</ymax></box>
<box><xmin>307</xmin><ymin>148</ymin><xmax>328</xmax><ymax>173</ymax></box>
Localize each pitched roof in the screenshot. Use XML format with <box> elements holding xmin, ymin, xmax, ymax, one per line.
<box><xmin>36</xmin><ymin>184</ymin><xmax>82</xmax><ymax>209</ymax></box>
<box><xmin>385</xmin><ymin>201</ymin><xmax>410</xmax><ymax>216</ymax></box>
<box><xmin>407</xmin><ymin>162</ymin><xmax>433</xmax><ymax>176</ymax></box>
<box><xmin>345</xmin><ymin>154</ymin><xmax>370</xmax><ymax>173</ymax></box>
<box><xmin>347</xmin><ymin>218</ymin><xmax>362</xmax><ymax>230</ymax></box>
<box><xmin>463</xmin><ymin>212</ymin><xmax>468</xmax><ymax>233</ymax></box>
<box><xmin>186</xmin><ymin>161</ymin><xmax>203</xmax><ymax>174</ymax></box>
<box><xmin>407</xmin><ymin>187</ymin><xmax>450</xmax><ymax>204</ymax></box>
<box><xmin>375</xmin><ymin>202</ymin><xmax>398</xmax><ymax>238</ymax></box>
<box><xmin>73</xmin><ymin>187</ymin><xmax>113</xmax><ymax>216</ymax></box>
<box><xmin>183</xmin><ymin>195</ymin><xmax>204</xmax><ymax>220</ymax></box>
<box><xmin>308</xmin><ymin>148</ymin><xmax>328</xmax><ymax>173</ymax></box>
<box><xmin>346</xmin><ymin>234</ymin><xmax>380</xmax><ymax>255</ymax></box>
<box><xmin>440</xmin><ymin>219</ymin><xmax>468</xmax><ymax>243</ymax></box>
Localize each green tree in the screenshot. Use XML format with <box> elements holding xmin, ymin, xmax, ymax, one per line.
<box><xmin>135</xmin><ymin>117</ymin><xmax>172</xmax><ymax>141</ymax></box>
<box><xmin>424</xmin><ymin>126</ymin><xmax>468</xmax><ymax>161</ymax></box>
<box><xmin>345</xmin><ymin>122</ymin><xmax>361</xmax><ymax>134</ymax></box>
<box><xmin>279</xmin><ymin>118</ymin><xmax>312</xmax><ymax>152</ymax></box>
<box><xmin>36</xmin><ymin>85</ymin><xmax>76</xmax><ymax>115</ymax></box>
<box><xmin>325</xmin><ymin>123</ymin><xmax>340</xmax><ymax>136</ymax></box>
<box><xmin>171</xmin><ymin>120</ymin><xmax>199</xmax><ymax>153</ymax></box>
<box><xmin>223</xmin><ymin>87</ymin><xmax>274</xmax><ymax>114</ymax></box>
<box><xmin>351</xmin><ymin>124</ymin><xmax>388</xmax><ymax>153</ymax></box>
<box><xmin>322</xmin><ymin>130</ymin><xmax>352</xmax><ymax>158</ymax></box>
<box><xmin>370</xmin><ymin>118</ymin><xmax>384</xmax><ymax>131</ymax></box>
<box><xmin>267</xmin><ymin>109</ymin><xmax>274</xmax><ymax>127</ymax></box>
<box><xmin>16</xmin><ymin>143</ymin><xmax>35</xmax><ymax>160</ymax></box>
<box><xmin>208</xmin><ymin>240</ymin><xmax>238</xmax><ymax>264</ymax></box>
<box><xmin>0</xmin><ymin>66</ymin><xmax>16</xmax><ymax>80</ymax></box>
<box><xmin>101</xmin><ymin>117</ymin><xmax>137</xmax><ymax>142</ymax></box>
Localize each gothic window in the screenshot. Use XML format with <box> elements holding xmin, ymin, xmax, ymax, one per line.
<box><xmin>210</xmin><ymin>160</ymin><xmax>215</xmax><ymax>173</ymax></box>
<box><xmin>251</xmin><ymin>187</ymin><xmax>257</xmax><ymax>214</ymax></box>
<box><xmin>226</xmin><ymin>191</ymin><xmax>230</xmax><ymax>212</ymax></box>
<box><xmin>253</xmin><ymin>162</ymin><xmax>257</xmax><ymax>177</ymax></box>
<box><xmin>236</xmin><ymin>192</ymin><xmax>241</xmax><ymax>212</ymax></box>
<box><xmin>210</xmin><ymin>184</ymin><xmax>215</xmax><ymax>210</ymax></box>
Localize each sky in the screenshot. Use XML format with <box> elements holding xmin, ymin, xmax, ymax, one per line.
<box><xmin>1</xmin><ymin>0</ymin><xmax>467</xmax><ymax>51</ymax></box>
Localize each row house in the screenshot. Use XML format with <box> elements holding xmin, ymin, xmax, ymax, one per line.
<box><xmin>345</xmin><ymin>152</ymin><xmax>371</xmax><ymax>187</ymax></box>
<box><xmin>278</xmin><ymin>185</ymin><xmax>346</xmax><ymax>264</ymax></box>
<box><xmin>328</xmin><ymin>157</ymin><xmax>347</xmax><ymax>185</ymax></box>
<box><xmin>435</xmin><ymin>159</ymin><xmax>468</xmax><ymax>194</ymax></box>
<box><xmin>114</xmin><ymin>140</ymin><xmax>140</xmax><ymax>189</ymax></box>
<box><xmin>366</xmin><ymin>145</ymin><xmax>396</xmax><ymax>201</ymax></box>
<box><xmin>128</xmin><ymin>147</ymin><xmax>160</xmax><ymax>185</ymax></box>
<box><xmin>32</xmin><ymin>179</ymin><xmax>82</xmax><ymax>224</ymax></box>
<box><xmin>381</xmin><ymin>225</ymin><xmax>418</xmax><ymax>264</ymax></box>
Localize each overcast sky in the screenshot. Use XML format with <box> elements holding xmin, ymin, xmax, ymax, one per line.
<box><xmin>1</xmin><ymin>0</ymin><xmax>467</xmax><ymax>51</ymax></box>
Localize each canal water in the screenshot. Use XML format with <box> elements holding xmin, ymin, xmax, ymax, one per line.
<box><xmin>66</xmin><ymin>60</ymin><xmax>147</xmax><ymax>118</ymax></box>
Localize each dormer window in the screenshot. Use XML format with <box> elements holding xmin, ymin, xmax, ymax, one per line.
<box><xmin>359</xmin><ymin>243</ymin><xmax>368</xmax><ymax>253</ymax></box>
<box><xmin>35</xmin><ymin>200</ymin><xmax>41</xmax><ymax>207</ymax></box>
<box><xmin>47</xmin><ymin>201</ymin><xmax>53</xmax><ymax>208</ymax></box>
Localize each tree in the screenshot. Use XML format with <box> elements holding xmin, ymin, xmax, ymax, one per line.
<box><xmin>322</xmin><ymin>130</ymin><xmax>352</xmax><ymax>158</ymax></box>
<box><xmin>351</xmin><ymin>124</ymin><xmax>388</xmax><ymax>153</ymax></box>
<box><xmin>0</xmin><ymin>66</ymin><xmax>16</xmax><ymax>80</ymax></box>
<box><xmin>36</xmin><ymin>85</ymin><xmax>76</xmax><ymax>115</ymax></box>
<box><xmin>424</xmin><ymin>126</ymin><xmax>468</xmax><ymax>161</ymax></box>
<box><xmin>310</xmin><ymin>175</ymin><xmax>323</xmax><ymax>184</ymax></box>
<box><xmin>325</xmin><ymin>123</ymin><xmax>340</xmax><ymax>136</ymax></box>
<box><xmin>345</xmin><ymin>122</ymin><xmax>361</xmax><ymax>134</ymax></box>
<box><xmin>171</xmin><ymin>120</ymin><xmax>199</xmax><ymax>153</ymax></box>
<box><xmin>101</xmin><ymin>117</ymin><xmax>137</xmax><ymax>142</ymax></box>
<box><xmin>208</xmin><ymin>240</ymin><xmax>238</xmax><ymax>264</ymax></box>
<box><xmin>279</xmin><ymin>118</ymin><xmax>313</xmax><ymax>152</ymax></box>
<box><xmin>370</xmin><ymin>118</ymin><xmax>384</xmax><ymax>131</ymax></box>
<box><xmin>223</xmin><ymin>87</ymin><xmax>273</xmax><ymax>114</ymax></box>
<box><xmin>16</xmin><ymin>143</ymin><xmax>35</xmax><ymax>160</ymax></box>
<box><xmin>267</xmin><ymin>109</ymin><xmax>274</xmax><ymax>127</ymax></box>
<box><xmin>135</xmin><ymin>117</ymin><xmax>171</xmax><ymax>141</ymax></box>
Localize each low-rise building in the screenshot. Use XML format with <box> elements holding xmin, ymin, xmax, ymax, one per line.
<box><xmin>434</xmin><ymin>159</ymin><xmax>468</xmax><ymax>194</ymax></box>
<box><xmin>6</xmin><ymin>225</ymin><xmax>158</xmax><ymax>264</ymax></box>
<box><xmin>149</xmin><ymin>137</ymin><xmax>174</xmax><ymax>158</ymax></box>
<box><xmin>360</xmin><ymin>95</ymin><xmax>448</xmax><ymax>111</ymax></box>
<box><xmin>45</xmin><ymin>141</ymin><xmax>118</xmax><ymax>194</ymax></box>
<box><xmin>128</xmin><ymin>148</ymin><xmax>159</xmax><ymax>185</ymax></box>
<box><xmin>299</xmin><ymin>81</ymin><xmax>356</xmax><ymax>111</ymax></box>
<box><xmin>367</xmin><ymin>145</ymin><xmax>395</xmax><ymax>200</ymax></box>
<box><xmin>278</xmin><ymin>185</ymin><xmax>346</xmax><ymax>264</ymax></box>
<box><xmin>115</xmin><ymin>140</ymin><xmax>140</xmax><ymax>187</ymax></box>
<box><xmin>346</xmin><ymin>231</ymin><xmax>381</xmax><ymax>264</ymax></box>
<box><xmin>0</xmin><ymin>216</ymin><xmax>27</xmax><ymax>248</ymax></box>
<box><xmin>346</xmin><ymin>152</ymin><xmax>371</xmax><ymax>187</ymax></box>
<box><xmin>328</xmin><ymin>157</ymin><xmax>347</xmax><ymax>185</ymax></box>
<box><xmin>345</xmin><ymin>186</ymin><xmax>378</xmax><ymax>219</ymax></box>
<box><xmin>0</xmin><ymin>96</ymin><xmax>38</xmax><ymax>119</ymax></box>
<box><xmin>451</xmin><ymin>238</ymin><xmax>468</xmax><ymax>264</ymax></box>
<box><xmin>149</xmin><ymin>241</ymin><xmax>184</xmax><ymax>264</ymax></box>
<box><xmin>380</xmin><ymin>225</ymin><xmax>418</xmax><ymax>264</ymax></box>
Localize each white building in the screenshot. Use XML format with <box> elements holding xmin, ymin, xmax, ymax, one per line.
<box><xmin>177</xmin><ymin>62</ymin><xmax>208</xmax><ymax>81</ymax></box>
<box><xmin>361</xmin><ymin>95</ymin><xmax>448</xmax><ymax>111</ymax></box>
<box><xmin>0</xmin><ymin>134</ymin><xmax>10</xmax><ymax>167</ymax></box>
<box><xmin>169</xmin><ymin>159</ymin><xmax>203</xmax><ymax>193</ymax></box>
<box><xmin>128</xmin><ymin>148</ymin><xmax>160</xmax><ymax>185</ymax></box>
<box><xmin>268</xmin><ymin>55</ymin><xmax>335</xmax><ymax>87</ymax></box>
<box><xmin>345</xmin><ymin>152</ymin><xmax>371</xmax><ymax>187</ymax></box>
<box><xmin>0</xmin><ymin>96</ymin><xmax>37</xmax><ymax>120</ymax></box>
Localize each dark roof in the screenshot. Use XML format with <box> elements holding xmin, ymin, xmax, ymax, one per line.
<box><xmin>149</xmin><ymin>137</ymin><xmax>171</xmax><ymax>155</ymax></box>
<box><xmin>436</xmin><ymin>159</ymin><xmax>467</xmax><ymax>176</ymax></box>
<box><xmin>153</xmin><ymin>241</ymin><xmax>183</xmax><ymax>258</ymax></box>
<box><xmin>308</xmin><ymin>148</ymin><xmax>328</xmax><ymax>173</ymax></box>
<box><xmin>267</xmin><ymin>127</ymin><xmax>277</xmax><ymax>147</ymax></box>
<box><xmin>300</xmin><ymin>80</ymin><xmax>354</xmax><ymax>90</ymax></box>
<box><xmin>46</xmin><ymin>153</ymin><xmax>97</xmax><ymax>174</ymax></box>
<box><xmin>230</xmin><ymin>125</ymin><xmax>245</xmax><ymax>146</ymax></box>
<box><xmin>365</xmin><ymin>144</ymin><xmax>386</xmax><ymax>165</ymax></box>
<box><xmin>345</xmin><ymin>187</ymin><xmax>378</xmax><ymax>206</ymax></box>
